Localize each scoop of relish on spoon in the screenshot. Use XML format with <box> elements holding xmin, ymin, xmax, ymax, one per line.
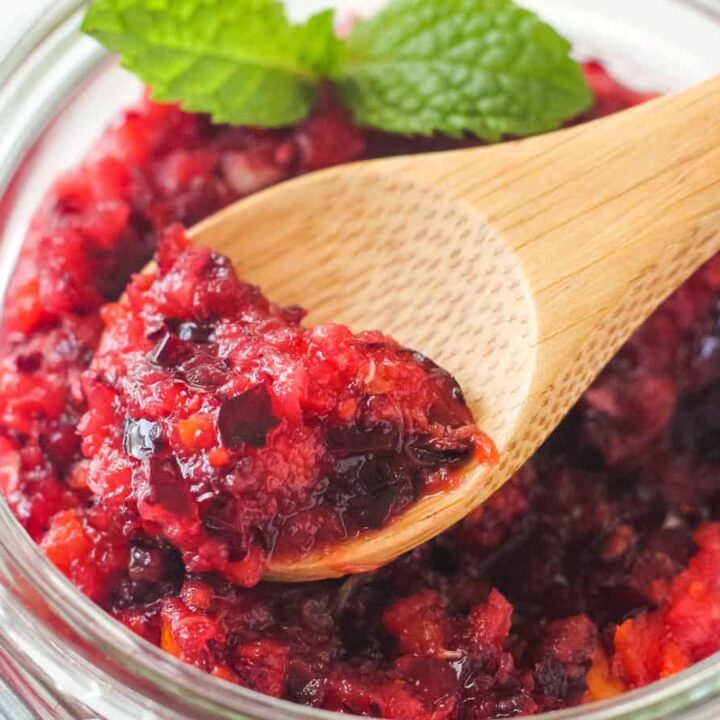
<box><xmin>95</xmin><ymin>226</ymin><xmax>497</xmax><ymax>588</ymax></box>
<box><xmin>98</xmin><ymin>74</ymin><xmax>720</xmax><ymax>583</ymax></box>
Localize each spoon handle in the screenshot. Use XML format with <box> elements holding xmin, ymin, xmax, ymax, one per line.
<box><xmin>390</xmin><ymin>74</ymin><xmax>720</xmax><ymax>470</ymax></box>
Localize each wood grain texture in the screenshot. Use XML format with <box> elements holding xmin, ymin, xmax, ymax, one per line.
<box><xmin>188</xmin><ymin>75</ymin><xmax>720</xmax><ymax>581</ymax></box>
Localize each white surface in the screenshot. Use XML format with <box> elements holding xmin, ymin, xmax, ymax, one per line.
<box><xmin>2</xmin><ymin>0</ymin><xmax>720</xmax><ymax>64</ymax></box>
<box><xmin>0</xmin><ymin>0</ymin><xmax>44</xmax><ymax>49</ymax></box>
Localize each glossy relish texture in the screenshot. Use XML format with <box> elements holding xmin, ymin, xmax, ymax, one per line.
<box><xmin>82</xmin><ymin>223</ymin><xmax>488</xmax><ymax>587</ymax></box>
<box><xmin>3</xmin><ymin>63</ymin><xmax>720</xmax><ymax>718</ymax></box>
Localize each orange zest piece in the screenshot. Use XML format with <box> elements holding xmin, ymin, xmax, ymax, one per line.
<box><xmin>177</xmin><ymin>413</ymin><xmax>215</xmax><ymax>451</ymax></box>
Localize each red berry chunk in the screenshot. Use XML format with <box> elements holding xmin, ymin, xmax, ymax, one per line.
<box><xmin>593</xmin><ymin>525</ymin><xmax>720</xmax><ymax>693</ymax></box>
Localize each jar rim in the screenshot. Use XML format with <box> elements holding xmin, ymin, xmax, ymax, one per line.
<box><xmin>1</xmin><ymin>1</ymin><xmax>720</xmax><ymax>718</ymax></box>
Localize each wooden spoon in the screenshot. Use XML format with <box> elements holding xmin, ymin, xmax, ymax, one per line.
<box><xmin>185</xmin><ymin>75</ymin><xmax>720</xmax><ymax>581</ymax></box>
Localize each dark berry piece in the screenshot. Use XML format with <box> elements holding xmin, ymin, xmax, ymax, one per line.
<box><xmin>145</xmin><ymin>458</ymin><xmax>192</xmax><ymax>517</ymax></box>
<box><xmin>15</xmin><ymin>352</ymin><xmax>42</xmax><ymax>374</ymax></box>
<box><xmin>172</xmin><ymin>320</ymin><xmax>214</xmax><ymax>343</ymax></box>
<box><xmin>325</xmin><ymin>420</ymin><xmax>400</xmax><ymax>457</ymax></box>
<box><xmin>181</xmin><ymin>350</ymin><xmax>229</xmax><ymax>389</ymax></box>
<box><xmin>218</xmin><ymin>385</ymin><xmax>279</xmax><ymax>448</ymax></box>
<box><xmin>129</xmin><ymin>545</ymin><xmax>167</xmax><ymax>584</ymax></box>
<box><xmin>406</xmin><ymin>435</ymin><xmax>474</xmax><ymax>469</ymax></box>
<box><xmin>346</xmin><ymin>458</ymin><xmax>396</xmax><ymax>530</ymax></box>
<box><xmin>148</xmin><ymin>331</ymin><xmax>191</xmax><ymax>367</ymax></box>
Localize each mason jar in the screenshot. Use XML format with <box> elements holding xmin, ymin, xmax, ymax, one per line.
<box><xmin>0</xmin><ymin>1</ymin><xmax>719</xmax><ymax>718</ymax></box>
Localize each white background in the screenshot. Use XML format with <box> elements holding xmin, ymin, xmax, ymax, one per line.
<box><xmin>3</xmin><ymin>0</ymin><xmax>720</xmax><ymax>62</ymax></box>
<box><xmin>1</xmin><ymin>0</ymin><xmax>44</xmax><ymax>43</ymax></box>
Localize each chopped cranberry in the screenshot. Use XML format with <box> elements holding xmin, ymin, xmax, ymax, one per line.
<box><xmin>234</xmin><ymin>641</ymin><xmax>289</xmax><ymax>697</ymax></box>
<box><xmin>143</xmin><ymin>458</ymin><xmax>193</xmax><ymax>518</ymax></box>
<box><xmin>15</xmin><ymin>352</ymin><xmax>42</xmax><ymax>374</ymax></box>
<box><xmin>148</xmin><ymin>331</ymin><xmax>191</xmax><ymax>367</ymax></box>
<box><xmin>383</xmin><ymin>590</ymin><xmax>450</xmax><ymax>656</ymax></box>
<box><xmin>180</xmin><ymin>349</ymin><xmax>229</xmax><ymax>389</ymax></box>
<box><xmin>325</xmin><ymin>420</ymin><xmax>400</xmax><ymax>457</ymax></box>
<box><xmin>173</xmin><ymin>320</ymin><xmax>214</xmax><ymax>343</ymax></box>
<box><xmin>217</xmin><ymin>385</ymin><xmax>279</xmax><ymax>449</ymax></box>
<box><xmin>406</xmin><ymin>434</ymin><xmax>475</xmax><ymax>468</ymax></box>
<box><xmin>128</xmin><ymin>543</ymin><xmax>175</xmax><ymax>584</ymax></box>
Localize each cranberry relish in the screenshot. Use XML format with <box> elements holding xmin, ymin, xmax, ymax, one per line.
<box><xmin>2</xmin><ymin>61</ymin><xmax>720</xmax><ymax>718</ymax></box>
<box><xmin>81</xmin><ymin>225</ymin><xmax>489</xmax><ymax>586</ymax></box>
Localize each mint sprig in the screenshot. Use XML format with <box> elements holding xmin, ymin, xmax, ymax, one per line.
<box><xmin>82</xmin><ymin>0</ymin><xmax>593</xmax><ymax>140</ymax></box>
<box><xmin>335</xmin><ymin>0</ymin><xmax>593</xmax><ymax>140</ymax></box>
<box><xmin>82</xmin><ymin>0</ymin><xmax>336</xmax><ymax>126</ymax></box>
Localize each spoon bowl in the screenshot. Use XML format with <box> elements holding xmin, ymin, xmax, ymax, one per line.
<box><xmin>186</xmin><ymin>75</ymin><xmax>720</xmax><ymax>581</ymax></box>
<box><xmin>191</xmin><ymin>168</ymin><xmax>537</xmax><ymax>579</ymax></box>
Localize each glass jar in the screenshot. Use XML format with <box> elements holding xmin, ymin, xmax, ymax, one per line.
<box><xmin>1</xmin><ymin>1</ymin><xmax>720</xmax><ymax>718</ymax></box>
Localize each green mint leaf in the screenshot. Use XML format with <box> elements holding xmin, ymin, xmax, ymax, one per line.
<box><xmin>82</xmin><ymin>0</ymin><xmax>337</xmax><ymax>126</ymax></box>
<box><xmin>299</xmin><ymin>9</ymin><xmax>343</xmax><ymax>78</ymax></box>
<box><xmin>333</xmin><ymin>0</ymin><xmax>593</xmax><ymax>141</ymax></box>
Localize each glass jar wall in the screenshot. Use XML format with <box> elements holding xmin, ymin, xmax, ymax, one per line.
<box><xmin>1</xmin><ymin>1</ymin><xmax>720</xmax><ymax>718</ymax></box>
